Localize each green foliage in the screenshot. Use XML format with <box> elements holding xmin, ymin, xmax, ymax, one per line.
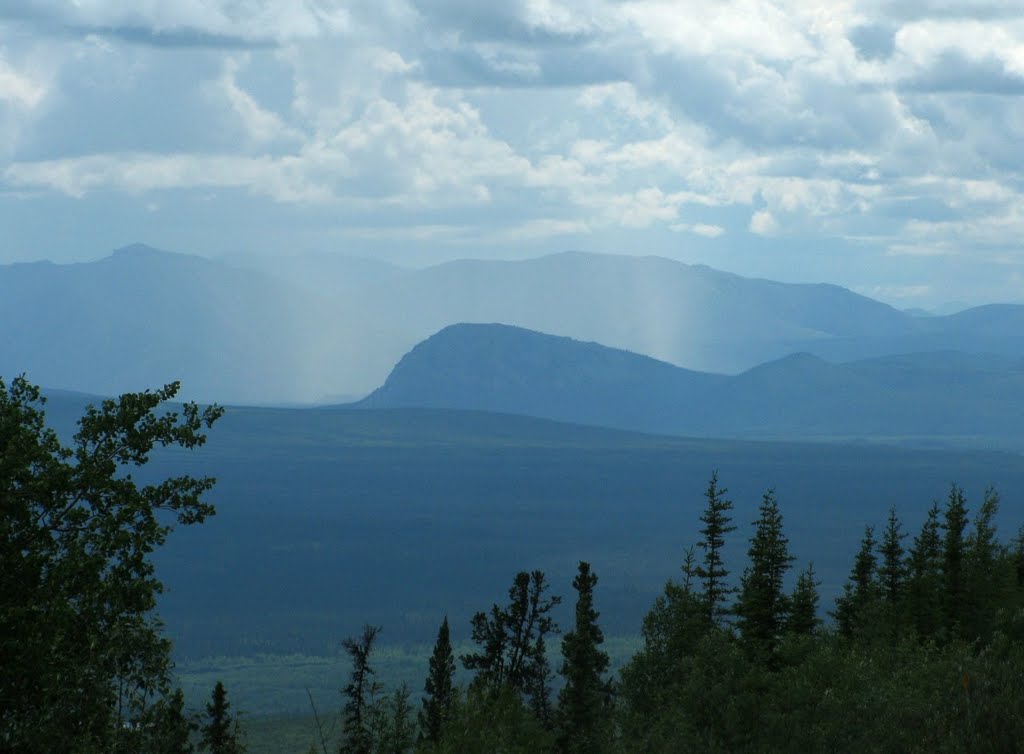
<box><xmin>199</xmin><ymin>682</ymin><xmax>246</xmax><ymax>754</ymax></box>
<box><xmin>734</xmin><ymin>490</ymin><xmax>794</xmax><ymax>660</ymax></box>
<box><xmin>786</xmin><ymin>563</ymin><xmax>820</xmax><ymax>638</ymax></box>
<box><xmin>432</xmin><ymin>686</ymin><xmax>555</xmax><ymax>753</ymax></box>
<box><xmin>615</xmin><ymin>481</ymin><xmax>1024</xmax><ymax>752</ymax></box>
<box><xmin>908</xmin><ymin>502</ymin><xmax>943</xmax><ymax>639</ymax></box>
<box><xmin>694</xmin><ymin>472</ymin><xmax>736</xmax><ymax>627</ymax></box>
<box><xmin>833</xmin><ymin>525</ymin><xmax>880</xmax><ymax>640</ymax></box>
<box><xmin>369</xmin><ymin>684</ymin><xmax>415</xmax><ymax>754</ymax></box>
<box><xmin>942</xmin><ymin>484</ymin><xmax>970</xmax><ymax>637</ymax></box>
<box><xmin>418</xmin><ymin>618</ymin><xmax>455</xmax><ymax>746</ymax></box>
<box><xmin>340</xmin><ymin>625</ymin><xmax>382</xmax><ymax>754</ymax></box>
<box><xmin>557</xmin><ymin>562</ymin><xmax>612</xmax><ymax>753</ymax></box>
<box><xmin>617</xmin><ymin>548</ymin><xmax>706</xmax><ymax>744</ymax></box>
<box><xmin>0</xmin><ymin>376</ymin><xmax>222</xmax><ymax>752</ymax></box>
<box><xmin>877</xmin><ymin>506</ymin><xmax>908</xmax><ymax>639</ymax></box>
<box><xmin>461</xmin><ymin>570</ymin><xmax>560</xmax><ymax>725</ymax></box>
<box><xmin>964</xmin><ymin>487</ymin><xmax>1001</xmax><ymax>639</ymax></box>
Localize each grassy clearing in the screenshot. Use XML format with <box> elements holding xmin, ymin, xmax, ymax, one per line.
<box><xmin>177</xmin><ymin>636</ymin><xmax>645</xmax><ymax>752</ymax></box>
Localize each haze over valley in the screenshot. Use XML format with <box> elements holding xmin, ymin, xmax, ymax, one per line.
<box><xmin>5</xmin><ymin>244</ymin><xmax>1024</xmax><ymax>411</ymax></box>
<box><xmin>5</xmin><ymin>1</ymin><xmax>1024</xmax><ymax>750</ymax></box>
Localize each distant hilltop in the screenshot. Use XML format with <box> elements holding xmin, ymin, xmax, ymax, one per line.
<box><xmin>2</xmin><ymin>244</ymin><xmax>1023</xmax><ymax>404</ymax></box>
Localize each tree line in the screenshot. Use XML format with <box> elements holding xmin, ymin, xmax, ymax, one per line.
<box><xmin>3</xmin><ymin>378</ymin><xmax>1024</xmax><ymax>752</ymax></box>
<box><xmin>333</xmin><ymin>472</ymin><xmax>1024</xmax><ymax>753</ymax></box>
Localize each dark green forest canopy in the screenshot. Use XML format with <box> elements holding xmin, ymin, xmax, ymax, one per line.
<box><xmin>29</xmin><ymin>389</ymin><xmax>1024</xmax><ymax>655</ymax></box>
<box><xmin>5</xmin><ymin>380</ymin><xmax>1024</xmax><ymax>753</ymax></box>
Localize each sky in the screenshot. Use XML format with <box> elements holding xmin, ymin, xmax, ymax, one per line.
<box><xmin>1</xmin><ymin>1</ymin><xmax>1023</xmax><ymax>309</ymax></box>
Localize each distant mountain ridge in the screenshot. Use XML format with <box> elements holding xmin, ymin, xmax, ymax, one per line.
<box><xmin>4</xmin><ymin>243</ymin><xmax>1024</xmax><ymax>404</ymax></box>
<box><xmin>357</xmin><ymin>323</ymin><xmax>1024</xmax><ymax>444</ymax></box>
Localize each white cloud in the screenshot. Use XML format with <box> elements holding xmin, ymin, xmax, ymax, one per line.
<box><xmin>209</xmin><ymin>55</ymin><xmax>302</xmax><ymax>145</ymax></box>
<box><xmin>4</xmin><ymin>0</ymin><xmax>1024</xmax><ymax>302</ymax></box>
<box><xmin>0</xmin><ymin>56</ymin><xmax>46</xmax><ymax>108</ymax></box>
<box><xmin>671</xmin><ymin>222</ymin><xmax>724</xmax><ymax>238</ymax></box>
<box><xmin>862</xmin><ymin>283</ymin><xmax>932</xmax><ymax>301</ymax></box>
<box><xmin>6</xmin><ymin>0</ymin><xmax>354</xmax><ymax>44</ymax></box>
<box><xmin>749</xmin><ymin>210</ymin><xmax>778</xmax><ymax>236</ymax></box>
<box><xmin>3</xmin><ymin>152</ymin><xmax>331</xmax><ymax>202</ymax></box>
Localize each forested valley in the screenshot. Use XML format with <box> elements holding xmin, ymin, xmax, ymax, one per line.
<box><xmin>4</xmin><ymin>377</ymin><xmax>1024</xmax><ymax>753</ymax></box>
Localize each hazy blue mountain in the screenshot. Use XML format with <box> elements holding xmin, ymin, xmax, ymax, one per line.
<box><xmin>6</xmin><ymin>244</ymin><xmax>1024</xmax><ymax>403</ymax></box>
<box><xmin>357</xmin><ymin>322</ymin><xmax>726</xmax><ymax>434</ymax></box>
<box><xmin>340</xmin><ymin>252</ymin><xmax>918</xmax><ymax>380</ymax></box>
<box><xmin>358</xmin><ymin>323</ymin><xmax>1024</xmax><ymax>444</ymax></box>
<box><xmin>0</xmin><ymin>244</ymin><xmax>357</xmax><ymax>404</ymax></box>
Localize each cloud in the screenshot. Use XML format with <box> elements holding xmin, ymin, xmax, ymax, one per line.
<box><xmin>749</xmin><ymin>210</ymin><xmax>778</xmax><ymax>236</ymax></box>
<box><xmin>671</xmin><ymin>222</ymin><xmax>724</xmax><ymax>238</ymax></box>
<box><xmin>0</xmin><ymin>56</ymin><xmax>45</xmax><ymax>107</ymax></box>
<box><xmin>207</xmin><ymin>55</ymin><xmax>303</xmax><ymax>145</ymax></box>
<box><xmin>4</xmin><ymin>0</ymin><xmax>1024</xmax><ymax>304</ymax></box>
<box><xmin>1</xmin><ymin>0</ymin><xmax>354</xmax><ymax>46</ymax></box>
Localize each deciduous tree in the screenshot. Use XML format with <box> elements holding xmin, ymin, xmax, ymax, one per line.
<box><xmin>0</xmin><ymin>376</ymin><xmax>222</xmax><ymax>753</ymax></box>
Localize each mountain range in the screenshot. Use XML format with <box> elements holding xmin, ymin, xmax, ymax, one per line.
<box><xmin>4</xmin><ymin>243</ymin><xmax>1024</xmax><ymax>404</ymax></box>
<box><xmin>358</xmin><ymin>323</ymin><xmax>1024</xmax><ymax>446</ymax></box>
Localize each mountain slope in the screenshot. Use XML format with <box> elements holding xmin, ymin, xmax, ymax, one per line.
<box><xmin>0</xmin><ymin>245</ymin><xmax>329</xmax><ymax>403</ymax></box>
<box><xmin>358</xmin><ymin>324</ymin><xmax>1024</xmax><ymax>444</ymax></box>
<box><xmin>6</xmin><ymin>245</ymin><xmax>1024</xmax><ymax>402</ymax></box>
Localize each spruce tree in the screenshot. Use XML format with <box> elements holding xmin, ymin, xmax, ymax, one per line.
<box><xmin>198</xmin><ymin>682</ymin><xmax>244</xmax><ymax>754</ymax></box>
<box><xmin>420</xmin><ymin>617</ymin><xmax>456</xmax><ymax>747</ymax></box>
<box><xmin>878</xmin><ymin>507</ymin><xmax>907</xmax><ymax>640</ymax></box>
<box><xmin>462</xmin><ymin>570</ymin><xmax>560</xmax><ymax>723</ymax></box>
<box><xmin>557</xmin><ymin>562</ymin><xmax>612</xmax><ymax>754</ymax></box>
<box><xmin>942</xmin><ymin>484</ymin><xmax>970</xmax><ymax>638</ymax></box>
<box><xmin>787</xmin><ymin>563</ymin><xmax>820</xmax><ymax>637</ymax></box>
<box><xmin>1013</xmin><ymin>526</ymin><xmax>1024</xmax><ymax>589</ymax></box>
<box><xmin>907</xmin><ymin>503</ymin><xmax>943</xmax><ymax>639</ymax></box>
<box><xmin>371</xmin><ymin>684</ymin><xmax>415</xmax><ymax>754</ymax></box>
<box><xmin>734</xmin><ymin>490</ymin><xmax>794</xmax><ymax>658</ymax></box>
<box><xmin>695</xmin><ymin>471</ymin><xmax>736</xmax><ymax>626</ymax></box>
<box><xmin>618</xmin><ymin>546</ymin><xmax>705</xmax><ymax>730</ymax></box>
<box><xmin>965</xmin><ymin>487</ymin><xmax>1000</xmax><ymax>639</ymax></box>
<box><xmin>340</xmin><ymin>625</ymin><xmax>382</xmax><ymax>754</ymax></box>
<box><xmin>833</xmin><ymin>525</ymin><xmax>879</xmax><ymax>640</ymax></box>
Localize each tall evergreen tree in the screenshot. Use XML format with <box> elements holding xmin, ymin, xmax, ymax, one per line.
<box><xmin>942</xmin><ymin>484</ymin><xmax>970</xmax><ymax>638</ymax></box>
<box><xmin>908</xmin><ymin>503</ymin><xmax>943</xmax><ymax>639</ymax></box>
<box><xmin>965</xmin><ymin>487</ymin><xmax>1000</xmax><ymax>639</ymax></box>
<box><xmin>340</xmin><ymin>625</ymin><xmax>382</xmax><ymax>754</ymax></box>
<box><xmin>419</xmin><ymin>617</ymin><xmax>456</xmax><ymax>747</ymax></box>
<box><xmin>198</xmin><ymin>682</ymin><xmax>244</xmax><ymax>754</ymax></box>
<box><xmin>557</xmin><ymin>562</ymin><xmax>612</xmax><ymax>754</ymax></box>
<box><xmin>734</xmin><ymin>490</ymin><xmax>794</xmax><ymax>658</ymax></box>
<box><xmin>786</xmin><ymin>563</ymin><xmax>820</xmax><ymax>637</ymax></box>
<box><xmin>694</xmin><ymin>471</ymin><xmax>736</xmax><ymax>626</ymax></box>
<box><xmin>149</xmin><ymin>688</ymin><xmax>196</xmax><ymax>754</ymax></box>
<box><xmin>878</xmin><ymin>507</ymin><xmax>907</xmax><ymax>639</ymax></box>
<box><xmin>833</xmin><ymin>526</ymin><xmax>879</xmax><ymax>640</ymax></box>
<box><xmin>618</xmin><ymin>546</ymin><xmax>705</xmax><ymax>731</ymax></box>
<box><xmin>370</xmin><ymin>684</ymin><xmax>415</xmax><ymax>754</ymax></box>
<box><xmin>462</xmin><ymin>571</ymin><xmax>560</xmax><ymax>724</ymax></box>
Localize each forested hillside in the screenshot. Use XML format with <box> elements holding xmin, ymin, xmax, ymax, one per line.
<box><xmin>4</xmin><ymin>378</ymin><xmax>1024</xmax><ymax>752</ymax></box>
